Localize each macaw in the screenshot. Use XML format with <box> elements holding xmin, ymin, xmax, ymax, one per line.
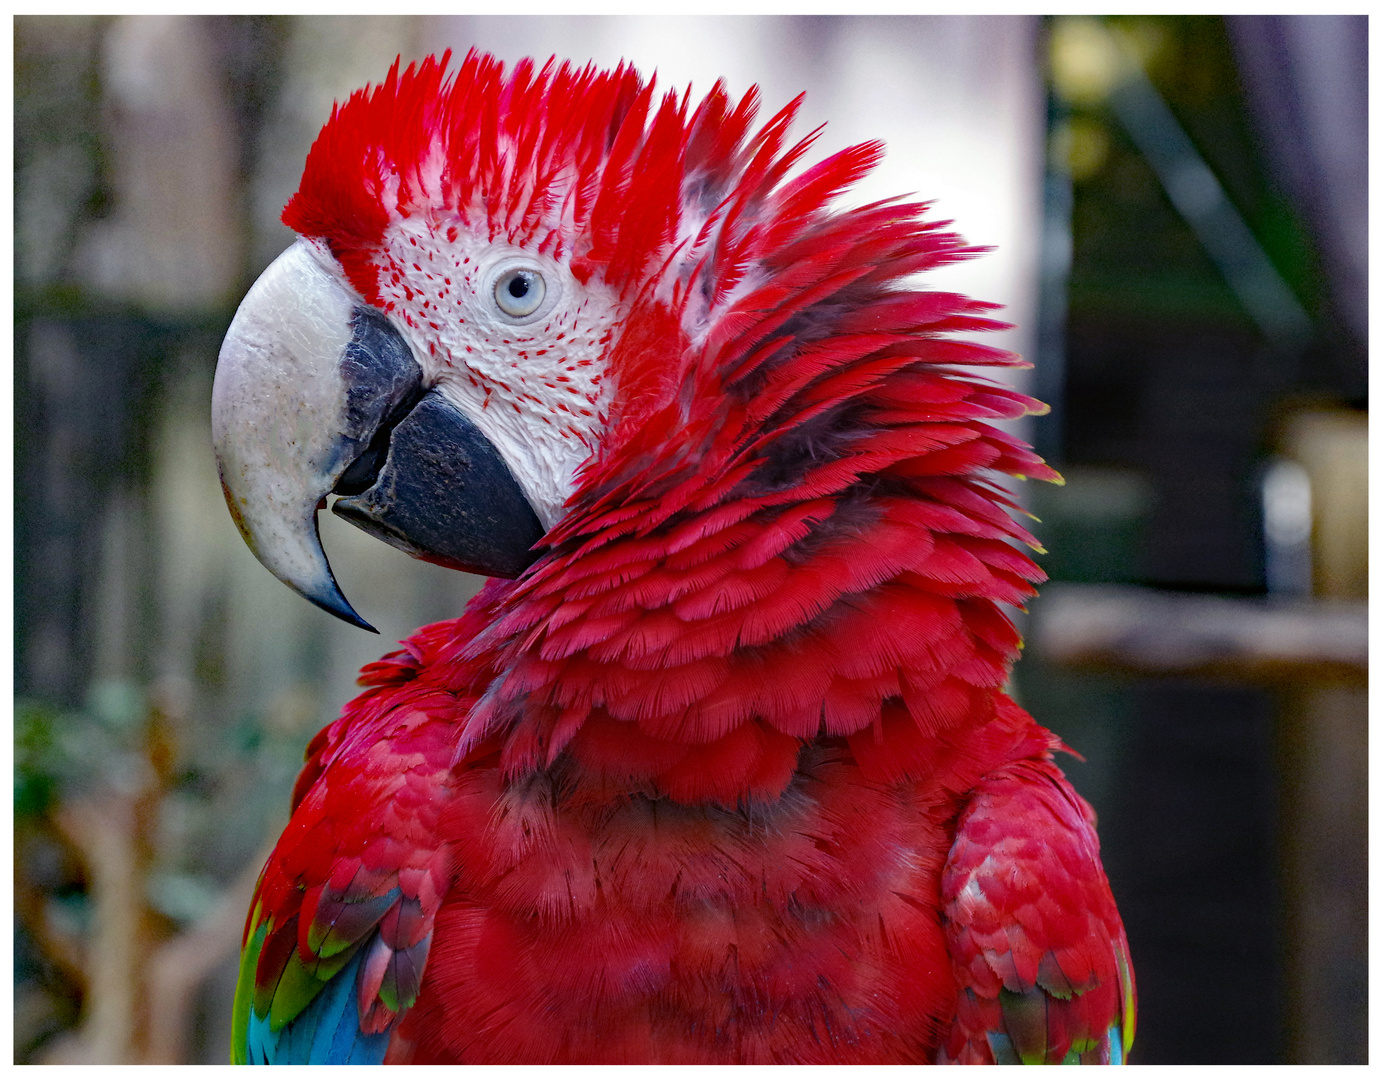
<box><xmin>212</xmin><ymin>50</ymin><xmax>1134</xmax><ymax>1064</ymax></box>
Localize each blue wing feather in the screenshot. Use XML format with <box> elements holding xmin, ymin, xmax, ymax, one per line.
<box><xmin>244</xmin><ymin>946</ymin><xmax>391</xmax><ymax>1064</ymax></box>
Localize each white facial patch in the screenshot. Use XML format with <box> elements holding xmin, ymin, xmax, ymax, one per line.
<box><xmin>370</xmin><ymin>215</ymin><xmax>623</xmax><ymax>531</ymax></box>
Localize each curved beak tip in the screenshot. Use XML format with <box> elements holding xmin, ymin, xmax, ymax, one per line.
<box><xmin>306</xmin><ymin>582</ymin><xmax>378</xmax><ymax>634</ymax></box>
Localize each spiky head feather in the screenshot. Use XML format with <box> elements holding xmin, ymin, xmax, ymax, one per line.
<box><xmin>287</xmin><ymin>52</ymin><xmax>650</xmax><ymax>299</ymax></box>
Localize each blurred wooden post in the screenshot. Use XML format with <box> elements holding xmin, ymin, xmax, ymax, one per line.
<box><xmin>76</xmin><ymin>15</ymin><xmax>241</xmax><ymax>312</ymax></box>
<box><xmin>1277</xmin><ymin>681</ymin><xmax>1367</xmax><ymax>1064</ymax></box>
<box><xmin>1276</xmin><ymin>409</ymin><xmax>1367</xmax><ymax>1063</ymax></box>
<box><xmin>52</xmin><ymin>796</ymin><xmax>150</xmax><ymax>1063</ymax></box>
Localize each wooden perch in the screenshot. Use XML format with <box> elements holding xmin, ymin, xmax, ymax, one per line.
<box><xmin>1032</xmin><ymin>583</ymin><xmax>1367</xmax><ymax>681</ymax></box>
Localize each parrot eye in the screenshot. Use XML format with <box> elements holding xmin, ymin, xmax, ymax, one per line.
<box><xmin>480</xmin><ymin>253</ymin><xmax>561</xmax><ymax>326</ymax></box>
<box><xmin>493</xmin><ymin>267</ymin><xmax>546</xmax><ymax>320</ymax></box>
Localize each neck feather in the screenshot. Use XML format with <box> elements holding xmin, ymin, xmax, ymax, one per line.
<box><xmin>427</xmin><ymin>198</ymin><xmax>1056</xmax><ymax>807</ymax></box>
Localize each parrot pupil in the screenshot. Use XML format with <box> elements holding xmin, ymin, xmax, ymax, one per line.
<box><xmin>508</xmin><ymin>275</ymin><xmax>530</xmax><ymax>298</ymax></box>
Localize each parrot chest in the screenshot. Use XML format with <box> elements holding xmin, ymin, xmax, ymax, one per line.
<box><xmin>399</xmin><ymin>748</ymin><xmax>961</xmax><ymax>1062</ymax></box>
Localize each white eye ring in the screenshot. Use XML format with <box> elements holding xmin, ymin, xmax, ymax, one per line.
<box><xmin>493</xmin><ymin>266</ymin><xmax>546</xmax><ymax>320</ymax></box>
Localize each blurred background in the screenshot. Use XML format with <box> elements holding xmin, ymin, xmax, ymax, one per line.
<box><xmin>13</xmin><ymin>15</ymin><xmax>1366</xmax><ymax>1064</ymax></box>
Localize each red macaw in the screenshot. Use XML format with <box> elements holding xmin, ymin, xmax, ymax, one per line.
<box><xmin>213</xmin><ymin>50</ymin><xmax>1134</xmax><ymax>1064</ymax></box>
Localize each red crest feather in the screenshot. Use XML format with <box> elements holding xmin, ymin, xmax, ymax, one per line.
<box><xmin>287</xmin><ymin>50</ymin><xmax>697</xmax><ymax>303</ymax></box>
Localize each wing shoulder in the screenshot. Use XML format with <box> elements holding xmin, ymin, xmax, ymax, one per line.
<box><xmin>232</xmin><ymin>687</ymin><xmax>461</xmax><ymax>1064</ymax></box>
<box><xmin>938</xmin><ymin>754</ymin><xmax>1136</xmax><ymax>1064</ymax></box>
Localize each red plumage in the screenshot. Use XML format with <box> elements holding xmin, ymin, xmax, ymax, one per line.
<box><xmin>239</xmin><ymin>50</ymin><xmax>1134</xmax><ymax>1063</ymax></box>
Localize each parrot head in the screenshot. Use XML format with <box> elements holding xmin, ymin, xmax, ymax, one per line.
<box><xmin>215</xmin><ymin>50</ymin><xmax>1048</xmax><ymax>645</ymax></box>
<box><xmin>214</xmin><ymin>50</ymin><xmax>828</xmax><ymax>629</ymax></box>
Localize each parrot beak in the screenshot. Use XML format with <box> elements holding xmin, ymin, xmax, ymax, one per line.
<box><xmin>212</xmin><ymin>241</ymin><xmax>545</xmax><ymax>631</ymax></box>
